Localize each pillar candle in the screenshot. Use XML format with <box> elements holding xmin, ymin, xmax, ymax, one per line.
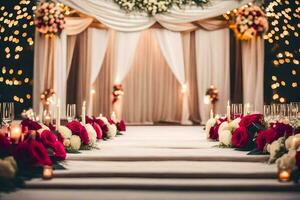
<box><xmin>210</xmin><ymin>109</ymin><xmax>214</xmax><ymax>119</ymax></box>
<box><xmin>227</xmin><ymin>101</ymin><xmax>231</xmax><ymax>121</ymax></box>
<box><xmin>56</xmin><ymin>99</ymin><xmax>60</xmax><ymax>130</ymax></box>
<box><xmin>82</xmin><ymin>101</ymin><xmax>86</xmax><ymax>124</ymax></box>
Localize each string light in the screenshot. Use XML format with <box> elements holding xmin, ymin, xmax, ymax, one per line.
<box><xmin>0</xmin><ymin>0</ymin><xmax>35</xmax><ymax>110</ymax></box>
<box><xmin>264</xmin><ymin>0</ymin><xmax>300</xmax><ymax>103</ymax></box>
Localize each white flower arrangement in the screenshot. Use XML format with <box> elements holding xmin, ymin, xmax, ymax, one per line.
<box><xmin>57</xmin><ymin>126</ymin><xmax>72</xmax><ymax>140</ymax></box>
<box><xmin>205</xmin><ymin>118</ymin><xmax>217</xmax><ymax>139</ymax></box>
<box><xmin>70</xmin><ymin>135</ymin><xmax>81</xmax><ymax>151</ymax></box>
<box><xmin>84</xmin><ymin>124</ymin><xmax>98</xmax><ymax>147</ymax></box>
<box><xmin>114</xmin><ymin>0</ymin><xmax>209</xmax><ymax>16</ymax></box>
<box><xmin>277</xmin><ymin>149</ymin><xmax>297</xmax><ymax>170</ymax></box>
<box><xmin>219</xmin><ymin>130</ymin><xmax>232</xmax><ymax>146</ymax></box>
<box><xmin>0</xmin><ymin>156</ymin><xmax>17</xmax><ymax>179</ymax></box>
<box><xmin>35</xmin><ymin>1</ymin><xmax>65</xmax><ymax>37</ymax></box>
<box><xmin>107</xmin><ymin>124</ymin><xmax>117</xmax><ymax>139</ymax></box>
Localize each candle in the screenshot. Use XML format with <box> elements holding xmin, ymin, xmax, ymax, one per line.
<box><xmin>56</xmin><ymin>99</ymin><xmax>61</xmax><ymax>130</ymax></box>
<box><xmin>245</xmin><ymin>103</ymin><xmax>250</xmax><ymax>115</ymax></box>
<box><xmin>210</xmin><ymin>109</ymin><xmax>214</xmax><ymax>119</ymax></box>
<box><xmin>111</xmin><ymin>111</ymin><xmax>117</xmax><ymax>122</ymax></box>
<box><xmin>42</xmin><ymin>165</ymin><xmax>53</xmax><ymax>180</ymax></box>
<box><xmin>278</xmin><ymin>168</ymin><xmax>291</xmax><ymax>182</ymax></box>
<box><xmin>10</xmin><ymin>124</ymin><xmax>22</xmax><ymax>142</ymax></box>
<box><xmin>82</xmin><ymin>101</ymin><xmax>86</xmax><ymax>125</ymax></box>
<box><xmin>227</xmin><ymin>101</ymin><xmax>231</xmax><ymax>121</ymax></box>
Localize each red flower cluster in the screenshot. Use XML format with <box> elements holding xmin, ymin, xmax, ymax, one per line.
<box><xmin>66</xmin><ymin>121</ymin><xmax>89</xmax><ymax>145</ymax></box>
<box><xmin>21</xmin><ymin>119</ymin><xmax>42</xmax><ymax>131</ymax></box>
<box><xmin>255</xmin><ymin>122</ymin><xmax>294</xmax><ymax>152</ymax></box>
<box><xmin>86</xmin><ymin>116</ymin><xmax>103</xmax><ymax>140</ymax></box>
<box><xmin>232</xmin><ymin>126</ymin><xmax>250</xmax><ymax>148</ymax></box>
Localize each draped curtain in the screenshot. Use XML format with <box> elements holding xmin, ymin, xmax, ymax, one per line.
<box><xmin>155</xmin><ymin>29</ymin><xmax>191</xmax><ymax>124</ymax></box>
<box><xmin>87</xmin><ymin>28</ymin><xmax>109</xmax><ymax>115</ymax></box>
<box><xmin>195</xmin><ymin>28</ymin><xmax>230</xmax><ymax>123</ymax></box>
<box><xmin>122</xmin><ymin>30</ymin><xmax>182</xmax><ymax>123</ymax></box>
<box><xmin>33</xmin><ymin>17</ymin><xmax>93</xmax><ymax>117</ymax></box>
<box><xmin>57</xmin><ymin>0</ymin><xmax>252</xmax><ymax>32</ymax></box>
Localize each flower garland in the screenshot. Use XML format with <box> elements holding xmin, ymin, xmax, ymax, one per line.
<box><xmin>205</xmin><ymin>114</ymin><xmax>300</xmax><ymax>181</ymax></box>
<box><xmin>114</xmin><ymin>0</ymin><xmax>209</xmax><ymax>16</ymax></box>
<box><xmin>112</xmin><ymin>84</ymin><xmax>124</xmax><ymax>104</ymax></box>
<box><xmin>0</xmin><ymin>114</ymin><xmax>127</xmax><ymax>190</ymax></box>
<box><xmin>230</xmin><ymin>4</ymin><xmax>269</xmax><ymax>40</ymax></box>
<box><xmin>34</xmin><ymin>0</ymin><xmax>65</xmax><ymax>37</ymax></box>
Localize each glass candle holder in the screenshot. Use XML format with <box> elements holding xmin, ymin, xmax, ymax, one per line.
<box><xmin>277</xmin><ymin>167</ymin><xmax>292</xmax><ymax>182</ymax></box>
<box><xmin>42</xmin><ymin>165</ymin><xmax>53</xmax><ymax>180</ymax></box>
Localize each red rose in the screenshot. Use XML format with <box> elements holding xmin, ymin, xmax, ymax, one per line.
<box><xmin>40</xmin><ymin>130</ymin><xmax>57</xmax><ymax>148</ymax></box>
<box><xmin>117</xmin><ymin>120</ymin><xmax>126</xmax><ymax>132</ymax></box>
<box><xmin>14</xmin><ymin>139</ymin><xmax>52</xmax><ymax>167</ymax></box>
<box><xmin>239</xmin><ymin>114</ymin><xmax>263</xmax><ymax>128</ymax></box>
<box><xmin>95</xmin><ymin>118</ymin><xmax>109</xmax><ymax>133</ymax></box>
<box><xmin>0</xmin><ymin>134</ymin><xmax>11</xmax><ymax>157</ymax></box>
<box><xmin>296</xmin><ymin>151</ymin><xmax>300</xmax><ymax>169</ymax></box>
<box><xmin>85</xmin><ymin>116</ymin><xmax>94</xmax><ymax>124</ymax></box>
<box><xmin>255</xmin><ymin>129</ymin><xmax>276</xmax><ymax>152</ymax></box>
<box><xmin>66</xmin><ymin>121</ymin><xmax>89</xmax><ymax>145</ymax></box>
<box><xmin>107</xmin><ymin>118</ymin><xmax>115</xmax><ymax>125</ymax></box>
<box><xmin>56</xmin><ymin>133</ymin><xmax>64</xmax><ymax>143</ymax></box>
<box><xmin>209</xmin><ymin>124</ymin><xmax>220</xmax><ymax>141</ymax></box>
<box><xmin>93</xmin><ymin>123</ymin><xmax>102</xmax><ymax>140</ymax></box>
<box><xmin>232</xmin><ymin>126</ymin><xmax>250</xmax><ymax>148</ymax></box>
<box><xmin>53</xmin><ymin>141</ymin><xmax>66</xmax><ymax>160</ymax></box>
<box><xmin>271</xmin><ymin>122</ymin><xmax>293</xmax><ymax>140</ymax></box>
<box><xmin>21</xmin><ymin>119</ymin><xmax>42</xmax><ymax>131</ymax></box>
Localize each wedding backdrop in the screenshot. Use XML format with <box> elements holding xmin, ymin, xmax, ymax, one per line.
<box><xmin>2</xmin><ymin>0</ymin><xmax>300</xmax><ymax>199</ymax></box>
<box><xmin>33</xmin><ymin>0</ymin><xmax>264</xmax><ymax>124</ymax></box>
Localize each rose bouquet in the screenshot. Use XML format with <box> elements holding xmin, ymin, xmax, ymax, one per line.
<box><xmin>232</xmin><ymin>5</ymin><xmax>268</xmax><ymax>40</ymax></box>
<box><xmin>35</xmin><ymin>1</ymin><xmax>65</xmax><ymax>37</ymax></box>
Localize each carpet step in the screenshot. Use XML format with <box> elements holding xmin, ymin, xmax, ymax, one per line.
<box><xmin>56</xmin><ymin>161</ymin><xmax>276</xmax><ymax>179</ymax></box>
<box><xmin>25</xmin><ymin>178</ymin><xmax>300</xmax><ymax>191</ymax></box>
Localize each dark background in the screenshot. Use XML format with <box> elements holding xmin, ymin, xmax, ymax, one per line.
<box><xmin>0</xmin><ymin>0</ymin><xmax>299</xmax><ymax>117</ymax></box>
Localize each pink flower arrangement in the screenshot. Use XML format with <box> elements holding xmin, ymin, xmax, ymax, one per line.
<box><xmin>35</xmin><ymin>1</ymin><xmax>65</xmax><ymax>37</ymax></box>
<box><xmin>233</xmin><ymin>5</ymin><xmax>268</xmax><ymax>40</ymax></box>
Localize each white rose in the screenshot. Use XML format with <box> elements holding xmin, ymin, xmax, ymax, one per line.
<box><xmin>205</xmin><ymin>118</ymin><xmax>217</xmax><ymax>139</ymax></box>
<box><xmin>229</xmin><ymin>117</ymin><xmax>241</xmax><ymax>131</ymax></box>
<box><xmin>57</xmin><ymin>126</ymin><xmax>72</xmax><ymax>139</ymax></box>
<box><xmin>107</xmin><ymin>124</ymin><xmax>117</xmax><ymax>139</ymax></box>
<box><xmin>285</xmin><ymin>134</ymin><xmax>300</xmax><ymax>150</ymax></box>
<box><xmin>98</xmin><ymin>116</ymin><xmax>109</xmax><ymax>124</ymax></box>
<box><xmin>267</xmin><ymin>137</ymin><xmax>283</xmax><ymax>162</ymax></box>
<box><xmin>63</xmin><ymin>139</ymin><xmax>71</xmax><ymax>147</ymax></box>
<box><xmin>218</xmin><ymin>122</ymin><xmax>230</xmax><ymax>136</ymax></box>
<box><xmin>219</xmin><ymin>130</ymin><xmax>232</xmax><ymax>146</ymax></box>
<box><xmin>85</xmin><ymin>124</ymin><xmax>97</xmax><ymax>146</ymax></box>
<box><xmin>277</xmin><ymin>149</ymin><xmax>297</xmax><ymax>169</ymax></box>
<box><xmin>70</xmin><ymin>135</ymin><xmax>81</xmax><ymax>151</ymax></box>
<box><xmin>0</xmin><ymin>157</ymin><xmax>17</xmax><ymax>179</ymax></box>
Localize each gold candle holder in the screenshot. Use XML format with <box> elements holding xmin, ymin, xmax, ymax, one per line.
<box><xmin>42</xmin><ymin>165</ymin><xmax>53</xmax><ymax>180</ymax></box>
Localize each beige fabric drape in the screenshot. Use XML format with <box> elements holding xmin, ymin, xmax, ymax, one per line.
<box><xmin>92</xmin><ymin>31</ymin><xmax>115</xmax><ymax>116</ymax></box>
<box><xmin>242</xmin><ymin>37</ymin><xmax>264</xmax><ymax>113</ymax></box>
<box><xmin>182</xmin><ymin>32</ymin><xmax>201</xmax><ymax>123</ymax></box>
<box><xmin>33</xmin><ymin>33</ymin><xmax>56</xmax><ymax>114</ymax></box>
<box><xmin>66</xmin><ymin>35</ymin><xmax>77</xmax><ymax>77</ymax></box>
<box><xmin>159</xmin><ymin>19</ymin><xmax>228</xmax><ymax>32</ymax></box>
<box><xmin>33</xmin><ymin>17</ymin><xmax>94</xmax><ymax>116</ymax></box>
<box><xmin>120</xmin><ymin>30</ymin><xmax>182</xmax><ymax>123</ymax></box>
<box><xmin>65</xmin><ymin>17</ymin><xmax>94</xmax><ymax>35</ymax></box>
